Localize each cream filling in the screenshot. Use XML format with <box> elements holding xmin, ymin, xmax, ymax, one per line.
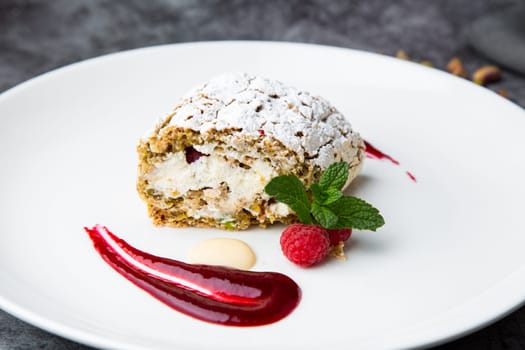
<box><xmin>145</xmin><ymin>150</ymin><xmax>280</xmax><ymax>219</ymax></box>
<box><xmin>266</xmin><ymin>202</ymin><xmax>291</xmax><ymax>218</ymax></box>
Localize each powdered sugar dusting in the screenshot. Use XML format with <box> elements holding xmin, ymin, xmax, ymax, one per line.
<box><xmin>162</xmin><ymin>73</ymin><xmax>362</xmax><ymax>168</ymax></box>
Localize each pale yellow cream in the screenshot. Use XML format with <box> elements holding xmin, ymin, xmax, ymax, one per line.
<box><xmin>187</xmin><ymin>238</ymin><xmax>256</xmax><ymax>270</ymax></box>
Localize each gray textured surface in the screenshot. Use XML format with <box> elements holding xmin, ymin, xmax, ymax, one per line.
<box><xmin>1</xmin><ymin>1</ymin><xmax>525</xmax><ymax>349</ymax></box>
<box><xmin>467</xmin><ymin>3</ymin><xmax>525</xmax><ymax>75</ymax></box>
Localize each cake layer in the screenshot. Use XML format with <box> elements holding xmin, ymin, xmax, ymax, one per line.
<box><xmin>137</xmin><ymin>73</ymin><xmax>365</xmax><ymax>230</ymax></box>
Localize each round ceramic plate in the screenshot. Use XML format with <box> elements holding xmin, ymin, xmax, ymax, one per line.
<box><xmin>1</xmin><ymin>42</ymin><xmax>524</xmax><ymax>350</ymax></box>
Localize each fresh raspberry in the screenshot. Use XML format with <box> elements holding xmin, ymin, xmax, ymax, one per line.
<box><xmin>280</xmin><ymin>224</ymin><xmax>330</xmax><ymax>267</ymax></box>
<box><xmin>327</xmin><ymin>228</ymin><xmax>352</xmax><ymax>246</ymax></box>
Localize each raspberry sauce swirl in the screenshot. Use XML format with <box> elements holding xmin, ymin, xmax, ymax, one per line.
<box><xmin>85</xmin><ymin>225</ymin><xmax>301</xmax><ymax>326</ymax></box>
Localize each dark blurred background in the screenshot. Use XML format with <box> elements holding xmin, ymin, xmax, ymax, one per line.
<box><xmin>1</xmin><ymin>1</ymin><xmax>525</xmax><ymax>349</ymax></box>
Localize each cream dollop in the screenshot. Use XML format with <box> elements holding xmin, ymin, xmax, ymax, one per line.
<box><xmin>187</xmin><ymin>238</ymin><xmax>256</xmax><ymax>270</ymax></box>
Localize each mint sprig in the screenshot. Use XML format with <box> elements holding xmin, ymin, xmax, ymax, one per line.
<box><xmin>264</xmin><ymin>162</ymin><xmax>385</xmax><ymax>231</ymax></box>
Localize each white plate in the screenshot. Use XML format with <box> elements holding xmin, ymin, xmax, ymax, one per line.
<box><xmin>1</xmin><ymin>41</ymin><xmax>524</xmax><ymax>350</ymax></box>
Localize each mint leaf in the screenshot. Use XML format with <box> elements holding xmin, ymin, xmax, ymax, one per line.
<box><xmin>311</xmin><ymin>203</ymin><xmax>338</xmax><ymax>228</ymax></box>
<box><xmin>328</xmin><ymin>196</ymin><xmax>385</xmax><ymax>231</ymax></box>
<box><xmin>265</xmin><ymin>175</ymin><xmax>312</xmax><ymax>224</ymax></box>
<box><xmin>310</xmin><ymin>183</ymin><xmax>324</xmax><ymax>203</ymax></box>
<box><xmin>321</xmin><ymin>188</ymin><xmax>343</xmax><ymax>205</ymax></box>
<box><xmin>318</xmin><ymin>161</ymin><xmax>349</xmax><ymax>191</ymax></box>
<box><xmin>311</xmin><ymin>183</ymin><xmax>342</xmax><ymax>206</ymax></box>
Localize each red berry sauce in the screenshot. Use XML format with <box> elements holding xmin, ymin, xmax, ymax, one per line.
<box><xmin>363</xmin><ymin>140</ymin><xmax>416</xmax><ymax>182</ymax></box>
<box><xmin>84</xmin><ymin>225</ymin><xmax>301</xmax><ymax>326</ymax></box>
<box><xmin>406</xmin><ymin>171</ymin><xmax>417</xmax><ymax>182</ymax></box>
<box><xmin>363</xmin><ymin>140</ymin><xmax>400</xmax><ymax>165</ymax></box>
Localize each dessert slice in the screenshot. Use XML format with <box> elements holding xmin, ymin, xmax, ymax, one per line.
<box><xmin>137</xmin><ymin>73</ymin><xmax>364</xmax><ymax>230</ymax></box>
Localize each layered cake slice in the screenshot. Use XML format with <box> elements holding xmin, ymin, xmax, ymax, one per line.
<box><xmin>137</xmin><ymin>73</ymin><xmax>365</xmax><ymax>230</ymax></box>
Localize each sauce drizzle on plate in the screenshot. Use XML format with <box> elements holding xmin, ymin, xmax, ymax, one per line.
<box><xmin>84</xmin><ymin>225</ymin><xmax>300</xmax><ymax>326</ymax></box>
<box><xmin>364</xmin><ymin>140</ymin><xmax>417</xmax><ymax>182</ymax></box>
